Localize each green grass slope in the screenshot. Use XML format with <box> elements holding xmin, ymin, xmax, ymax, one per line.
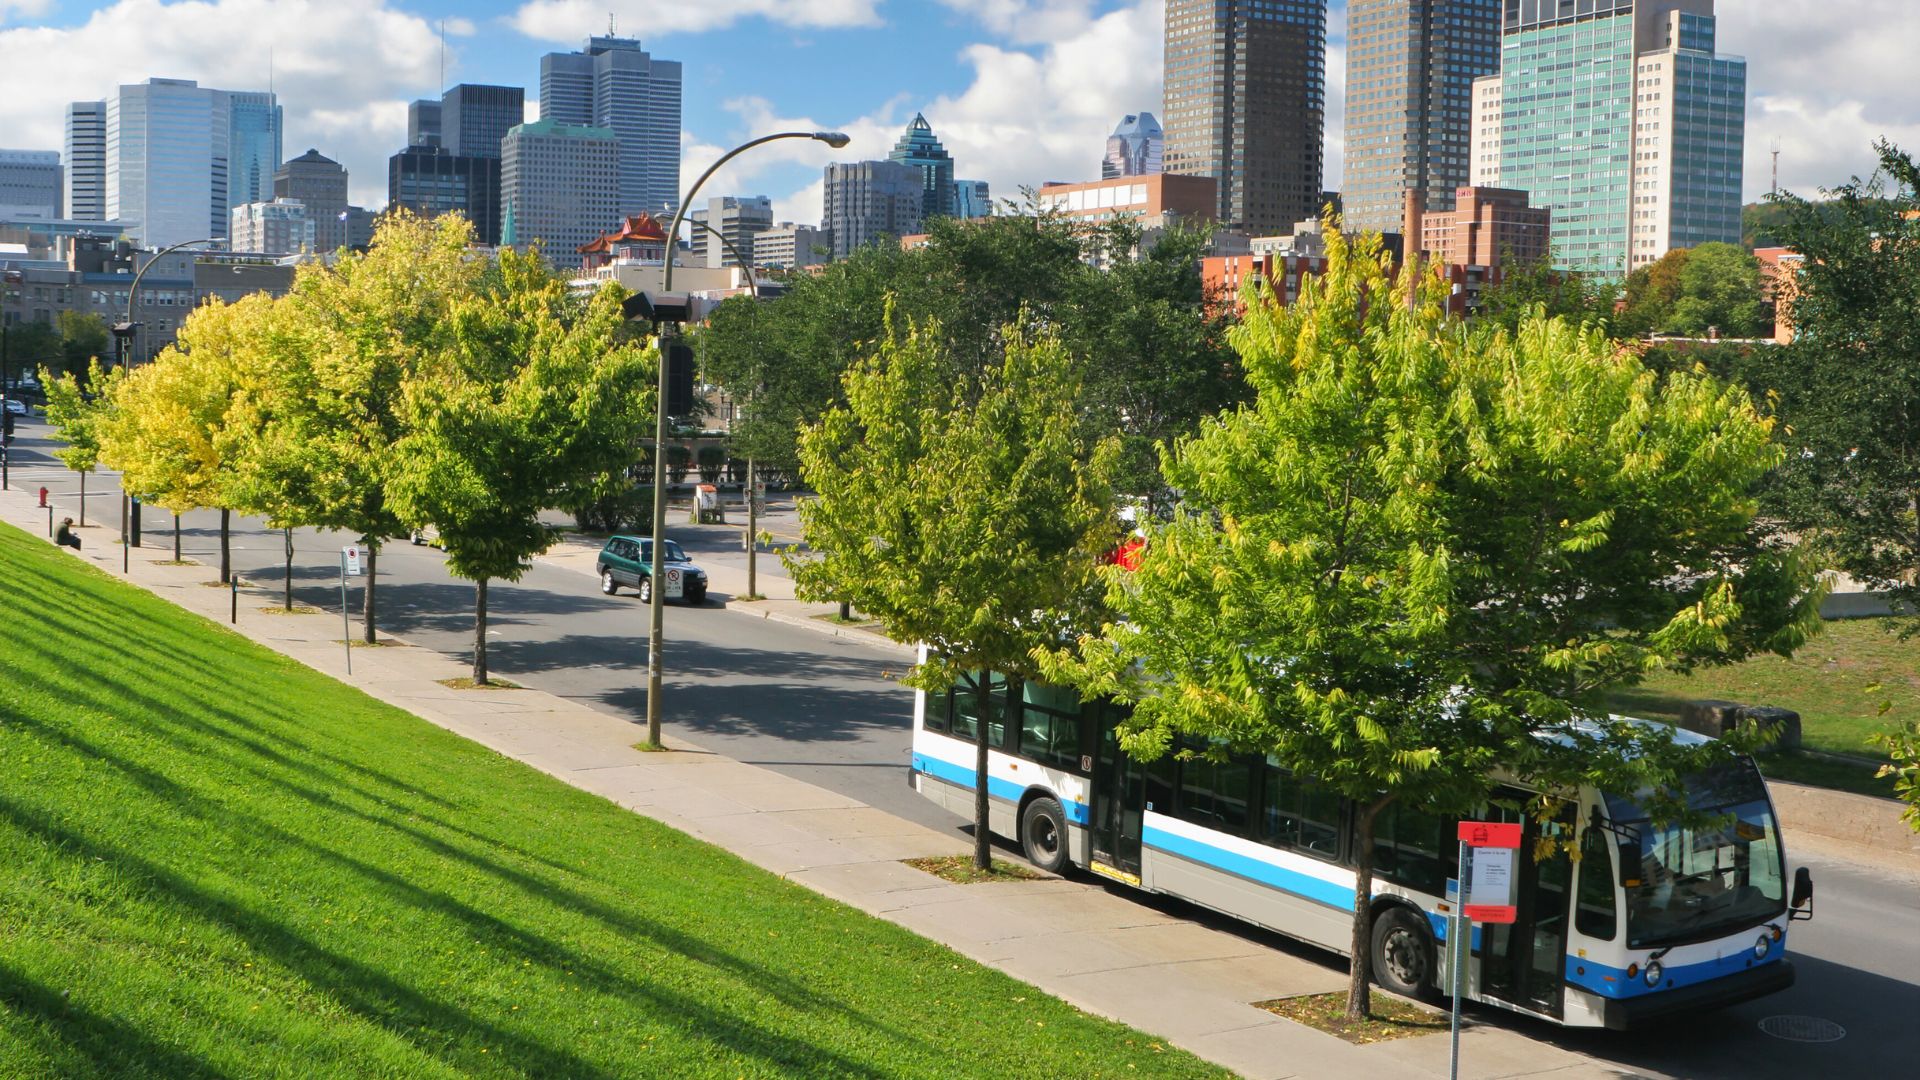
<box><xmin>0</xmin><ymin>522</ymin><xmax>1225</xmax><ymax>1079</ymax></box>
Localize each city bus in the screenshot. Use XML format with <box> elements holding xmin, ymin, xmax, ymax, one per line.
<box><xmin>908</xmin><ymin>668</ymin><xmax>1815</xmax><ymax>1029</ymax></box>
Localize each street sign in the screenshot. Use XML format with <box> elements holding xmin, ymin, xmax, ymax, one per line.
<box><xmin>1457</xmin><ymin>821</ymin><xmax>1521</xmax><ymax>924</ymax></box>
<box><xmin>664</xmin><ymin>566</ymin><xmax>684</xmax><ymax>599</ymax></box>
<box><xmin>343</xmin><ymin>544</ymin><xmax>362</xmax><ymax>576</ymax></box>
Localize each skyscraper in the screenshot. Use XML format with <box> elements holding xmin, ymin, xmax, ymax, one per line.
<box><xmin>274</xmin><ymin>149</ymin><xmax>349</xmax><ymax>252</ymax></box>
<box><xmin>388</xmin><ymin>145</ymin><xmax>502</xmax><ymax>245</ymax></box>
<box><xmin>501</xmin><ymin>119</ymin><xmax>620</xmax><ymax>262</ymax></box>
<box><xmin>823</xmin><ymin>160</ymin><xmax>923</xmax><ymax>260</ymax></box>
<box><xmin>1162</xmin><ymin>0</ymin><xmax>1327</xmax><ymax>234</ymax></box>
<box><xmin>953</xmin><ymin>179</ymin><xmax>993</xmax><ymax>219</ymax></box>
<box><xmin>690</xmin><ymin>195</ymin><xmax>773</xmax><ymax>269</ymax></box>
<box><xmin>64</xmin><ymin>101</ymin><xmax>106</xmax><ymax>220</ymax></box>
<box><xmin>1102</xmin><ymin>112</ymin><xmax>1164</xmax><ymax>179</ymax></box>
<box><xmin>224</xmin><ymin>91</ymin><xmax>283</xmax><ymax>211</ymax></box>
<box><xmin>1341</xmin><ymin>1</ymin><xmax>1501</xmax><ymax>236</ymax></box>
<box><xmin>441</xmin><ymin>84</ymin><xmax>524</xmax><ymax>158</ymax></box>
<box><xmin>539</xmin><ymin>36</ymin><xmax>681</xmax><ymax>217</ymax></box>
<box><xmin>887</xmin><ymin>114</ymin><xmax>955</xmax><ymax>221</ymax></box>
<box><xmin>104</xmin><ymin>78</ymin><xmax>232</xmax><ymax>247</ymax></box>
<box><xmin>1476</xmin><ymin>0</ymin><xmax>1746</xmax><ymax>274</ymax></box>
<box><xmin>408</xmin><ymin>99</ymin><xmax>443</xmax><ymax>147</ymax></box>
<box><xmin>0</xmin><ymin>150</ymin><xmax>61</xmax><ymax>219</ymax></box>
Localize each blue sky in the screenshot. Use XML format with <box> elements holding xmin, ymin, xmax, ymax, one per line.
<box><xmin>1</xmin><ymin>2</ymin><xmax>1913</xmax><ymax>225</ymax></box>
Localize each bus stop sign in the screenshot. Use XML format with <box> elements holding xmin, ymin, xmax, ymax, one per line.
<box><xmin>1457</xmin><ymin>821</ymin><xmax>1521</xmax><ymax>924</ymax></box>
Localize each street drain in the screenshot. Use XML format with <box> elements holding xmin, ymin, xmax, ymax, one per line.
<box><xmin>1758</xmin><ymin>1015</ymin><xmax>1846</xmax><ymax>1043</ymax></box>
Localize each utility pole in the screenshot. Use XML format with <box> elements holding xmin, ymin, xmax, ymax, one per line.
<box><xmin>1771</xmin><ymin>138</ymin><xmax>1781</xmax><ymax>196</ymax></box>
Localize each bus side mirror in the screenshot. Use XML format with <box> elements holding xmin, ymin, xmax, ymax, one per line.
<box><xmin>1789</xmin><ymin>866</ymin><xmax>1813</xmax><ymax>921</ymax></box>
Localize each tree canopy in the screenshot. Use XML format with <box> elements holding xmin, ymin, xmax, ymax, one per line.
<box><xmin>1041</xmin><ymin>225</ymin><xmax>1821</xmax><ymax>1017</ymax></box>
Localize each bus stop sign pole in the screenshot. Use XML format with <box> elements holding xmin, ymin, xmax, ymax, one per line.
<box><xmin>1451</xmin><ymin>820</ymin><xmax>1522</xmax><ymax>1080</ymax></box>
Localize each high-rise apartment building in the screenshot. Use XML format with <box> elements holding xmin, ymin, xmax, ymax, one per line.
<box><xmin>1469</xmin><ymin>75</ymin><xmax>1503</xmax><ymax>186</ymax></box>
<box><xmin>64</xmin><ymin>102</ymin><xmax>106</xmax><ymax>220</ymax></box>
<box><xmin>388</xmin><ymin>145</ymin><xmax>503</xmax><ymax>245</ymax></box>
<box><xmin>539</xmin><ymin>36</ymin><xmax>681</xmax><ymax>217</ymax></box>
<box><xmin>1341</xmin><ymin>0</ymin><xmax>1501</xmax><ymax>236</ymax></box>
<box><xmin>823</xmin><ymin>160</ymin><xmax>924</xmax><ymax>260</ymax></box>
<box><xmin>887</xmin><ymin>114</ymin><xmax>955</xmax><ymax>221</ymax></box>
<box><xmin>230</xmin><ymin>197</ymin><xmax>315</xmax><ymax>255</ymax></box>
<box><xmin>441</xmin><ymin>84</ymin><xmax>524</xmax><ymax>158</ymax></box>
<box><xmin>1476</xmin><ymin>0</ymin><xmax>1745</xmax><ymax>274</ymax></box>
<box><xmin>954</xmin><ymin>179</ymin><xmax>992</xmax><ymax>219</ymax></box>
<box><xmin>1163</xmin><ymin>0</ymin><xmax>1327</xmax><ymax>234</ymax></box>
<box><xmin>0</xmin><ymin>150</ymin><xmax>62</xmax><ymax>219</ymax></box>
<box><xmin>501</xmin><ymin>119</ymin><xmax>620</xmax><ymax>262</ymax></box>
<box><xmin>225</xmin><ymin>91</ymin><xmax>283</xmax><ymax>211</ymax></box>
<box><xmin>275</xmin><ymin>149</ymin><xmax>349</xmax><ymax>252</ymax></box>
<box><xmin>753</xmin><ymin>222</ymin><xmax>832</xmax><ymax>270</ymax></box>
<box><xmin>1102</xmin><ymin>112</ymin><xmax>1164</xmax><ymax>179</ymax></box>
<box><xmin>408</xmin><ymin>99</ymin><xmax>443</xmax><ymax>147</ymax></box>
<box><xmin>690</xmin><ymin>195</ymin><xmax>773</xmax><ymax>269</ymax></box>
<box><xmin>104</xmin><ymin>79</ymin><xmax>232</xmax><ymax>248</ymax></box>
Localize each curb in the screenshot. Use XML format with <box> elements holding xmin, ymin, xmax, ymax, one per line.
<box><xmin>1768</xmin><ymin>778</ymin><xmax>1920</xmax><ymax>870</ymax></box>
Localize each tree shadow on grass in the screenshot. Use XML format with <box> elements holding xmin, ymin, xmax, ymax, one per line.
<box><xmin>0</xmin><ymin>958</ymin><xmax>225</xmax><ymax>1080</ymax></box>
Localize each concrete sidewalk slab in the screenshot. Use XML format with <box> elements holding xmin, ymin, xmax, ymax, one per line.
<box><xmin>1</xmin><ymin>482</ymin><xmax>1639</xmax><ymax>1080</ymax></box>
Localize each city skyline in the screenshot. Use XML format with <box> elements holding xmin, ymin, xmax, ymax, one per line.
<box><xmin>0</xmin><ymin>2</ymin><xmax>1911</xmax><ymax>233</ymax></box>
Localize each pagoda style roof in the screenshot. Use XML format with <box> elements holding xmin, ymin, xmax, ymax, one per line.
<box><xmin>577</xmin><ymin>212</ymin><xmax>669</xmax><ymax>254</ymax></box>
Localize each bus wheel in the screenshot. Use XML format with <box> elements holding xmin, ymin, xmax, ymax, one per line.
<box><xmin>1371</xmin><ymin>907</ymin><xmax>1436</xmax><ymax>999</ymax></box>
<box><xmin>1020</xmin><ymin>796</ymin><xmax>1069</xmax><ymax>875</ymax></box>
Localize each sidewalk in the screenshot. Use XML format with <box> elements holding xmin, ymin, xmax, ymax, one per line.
<box><xmin>0</xmin><ymin>482</ymin><xmax>1630</xmax><ymax>1080</ymax></box>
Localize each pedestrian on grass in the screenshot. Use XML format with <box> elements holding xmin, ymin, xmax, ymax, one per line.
<box><xmin>55</xmin><ymin>517</ymin><xmax>81</xmax><ymax>550</ymax></box>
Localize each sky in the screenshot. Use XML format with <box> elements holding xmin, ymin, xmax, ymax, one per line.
<box><xmin>0</xmin><ymin>1</ymin><xmax>1915</xmax><ymax>227</ymax></box>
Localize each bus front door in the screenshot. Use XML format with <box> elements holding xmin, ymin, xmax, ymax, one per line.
<box><xmin>1478</xmin><ymin>802</ymin><xmax>1574</xmax><ymax>1019</ymax></box>
<box><xmin>1089</xmin><ymin>725</ymin><xmax>1144</xmax><ymax>885</ymax></box>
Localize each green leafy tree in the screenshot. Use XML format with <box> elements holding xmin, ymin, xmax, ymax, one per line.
<box><xmin>790</xmin><ymin>312</ymin><xmax>1120</xmax><ymax>869</ymax></box>
<box><xmin>1760</xmin><ymin>142</ymin><xmax>1920</xmax><ymax>827</ymax></box>
<box><xmin>1669</xmin><ymin>242</ymin><xmax>1767</xmax><ymax>338</ymax></box>
<box><xmin>1614</xmin><ymin>248</ymin><xmax>1691</xmax><ymax>339</ymax></box>
<box><xmin>56</xmin><ymin>312</ymin><xmax>111</xmax><ymax>377</ymax></box>
<box><xmin>235</xmin><ymin>209</ymin><xmax>485</xmax><ymax>641</ymax></box>
<box><xmin>1474</xmin><ymin>252</ymin><xmax>1614</xmax><ymax>334</ymax></box>
<box><xmin>388</xmin><ymin>248</ymin><xmax>653</xmax><ymax>685</ymax></box>
<box><xmin>1040</xmin><ymin>226</ymin><xmax>1821</xmax><ymax>1018</ymax></box>
<box><xmin>39</xmin><ymin>359</ymin><xmax>123</xmax><ymax>526</ymax></box>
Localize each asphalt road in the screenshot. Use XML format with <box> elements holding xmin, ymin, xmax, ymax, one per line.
<box><xmin>6</xmin><ymin>416</ymin><xmax>1917</xmax><ymax>1078</ymax></box>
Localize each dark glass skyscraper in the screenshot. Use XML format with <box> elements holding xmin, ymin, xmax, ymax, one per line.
<box><xmin>887</xmin><ymin>114</ymin><xmax>955</xmax><ymax>221</ymax></box>
<box><xmin>441</xmin><ymin>84</ymin><xmax>524</xmax><ymax>159</ymax></box>
<box><xmin>1102</xmin><ymin>112</ymin><xmax>1164</xmax><ymax>179</ymax></box>
<box><xmin>1163</xmin><ymin>0</ymin><xmax>1327</xmax><ymax>234</ymax></box>
<box><xmin>388</xmin><ymin>145</ymin><xmax>502</xmax><ymax>245</ymax></box>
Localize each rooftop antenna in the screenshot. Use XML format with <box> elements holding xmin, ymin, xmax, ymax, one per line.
<box><xmin>609</xmin><ymin>12</ymin><xmax>616</xmax><ymax>35</ymax></box>
<box><xmin>268</xmin><ymin>47</ymin><xmax>273</xmax><ymax>95</ymax></box>
<box><xmin>1771</xmin><ymin>138</ymin><xmax>1781</xmax><ymax>195</ymax></box>
<box><xmin>439</xmin><ymin>19</ymin><xmax>446</xmax><ymax>93</ymax></box>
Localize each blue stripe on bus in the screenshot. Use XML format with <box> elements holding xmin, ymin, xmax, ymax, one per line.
<box><xmin>1564</xmin><ymin>943</ymin><xmax>1787</xmax><ymax>999</ymax></box>
<box><xmin>1142</xmin><ymin>824</ymin><xmax>1356</xmax><ymax>911</ymax></box>
<box><xmin>912</xmin><ymin>752</ymin><xmax>1091</xmax><ymax>825</ymax></box>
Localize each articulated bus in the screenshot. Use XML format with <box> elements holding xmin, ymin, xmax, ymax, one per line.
<box><xmin>908</xmin><ymin>668</ymin><xmax>1815</xmax><ymax>1029</ymax></box>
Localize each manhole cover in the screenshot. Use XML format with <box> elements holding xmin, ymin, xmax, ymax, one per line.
<box><xmin>1758</xmin><ymin>1015</ymin><xmax>1846</xmax><ymax>1043</ymax></box>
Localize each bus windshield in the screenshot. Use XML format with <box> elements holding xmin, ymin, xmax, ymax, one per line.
<box><xmin>1605</xmin><ymin>763</ymin><xmax>1786</xmax><ymax>948</ymax></box>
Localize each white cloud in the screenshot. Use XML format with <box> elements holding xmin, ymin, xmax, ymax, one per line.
<box><xmin>509</xmin><ymin>0</ymin><xmax>883</xmax><ymax>42</ymax></box>
<box><xmin>0</xmin><ymin>0</ymin><xmax>446</xmax><ymax>208</ymax></box>
<box><xmin>0</xmin><ymin>0</ymin><xmax>54</xmax><ymax>25</ymax></box>
<box><xmin>443</xmin><ymin>16</ymin><xmax>475</xmax><ymax>36</ymax></box>
<box><xmin>935</xmin><ymin>0</ymin><xmax>1098</xmax><ymax>45</ymax></box>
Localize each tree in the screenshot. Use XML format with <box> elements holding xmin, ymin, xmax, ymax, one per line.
<box><xmin>98</xmin><ymin>295</ymin><xmax>268</xmax><ymax>583</ymax></box>
<box><xmin>790</xmin><ymin>311</ymin><xmax>1120</xmax><ymax>869</ymax></box>
<box><xmin>1473</xmin><ymin>252</ymin><xmax>1614</xmax><ymax>335</ymax></box>
<box><xmin>1670</xmin><ymin>242</ymin><xmax>1767</xmax><ymax>338</ymax></box>
<box><xmin>55</xmin><ymin>312</ymin><xmax>110</xmax><ymax>377</ymax></box>
<box><xmin>1039</xmin><ymin>226</ymin><xmax>1821</xmax><ymax>1018</ymax></box>
<box><xmin>238</xmin><ymin>209</ymin><xmax>485</xmax><ymax>641</ymax></box>
<box><xmin>387</xmin><ymin>247</ymin><xmax>653</xmax><ymax>685</ymax></box>
<box><xmin>40</xmin><ymin>359</ymin><xmax>122</xmax><ymax>527</ymax></box>
<box><xmin>1614</xmin><ymin>248</ymin><xmax>1691</xmax><ymax>339</ymax></box>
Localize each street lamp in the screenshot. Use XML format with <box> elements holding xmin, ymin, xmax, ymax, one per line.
<box><xmin>642</xmin><ymin>130</ymin><xmax>847</xmax><ymax>749</ymax></box>
<box><xmin>117</xmin><ymin>236</ymin><xmax>219</xmax><ymax>571</ymax></box>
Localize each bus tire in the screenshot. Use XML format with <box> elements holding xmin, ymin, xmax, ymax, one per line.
<box><xmin>1370</xmin><ymin>906</ymin><xmax>1436</xmax><ymax>1000</ymax></box>
<box><xmin>1020</xmin><ymin>796</ymin><xmax>1070</xmax><ymax>875</ymax></box>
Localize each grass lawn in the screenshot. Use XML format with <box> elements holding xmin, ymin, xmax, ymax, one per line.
<box><xmin>0</xmin><ymin>522</ymin><xmax>1225</xmax><ymax>1079</ymax></box>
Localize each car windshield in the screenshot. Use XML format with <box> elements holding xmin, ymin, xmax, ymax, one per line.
<box><xmin>1605</xmin><ymin>762</ymin><xmax>1786</xmax><ymax>948</ymax></box>
<box><xmin>638</xmin><ymin>540</ymin><xmax>689</xmax><ymax>563</ymax></box>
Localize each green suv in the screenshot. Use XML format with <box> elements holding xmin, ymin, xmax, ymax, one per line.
<box><xmin>597</xmin><ymin>535</ymin><xmax>708</xmax><ymax>604</ymax></box>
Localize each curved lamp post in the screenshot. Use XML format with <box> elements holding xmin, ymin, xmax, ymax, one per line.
<box><xmin>113</xmin><ymin>237</ymin><xmax>220</xmax><ymax>571</ymax></box>
<box><xmin>643</xmin><ymin>130</ymin><xmax>847</xmax><ymax>749</ymax></box>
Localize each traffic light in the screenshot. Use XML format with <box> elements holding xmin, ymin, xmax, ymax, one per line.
<box><xmin>666</xmin><ymin>343</ymin><xmax>695</xmax><ymax>419</ymax></box>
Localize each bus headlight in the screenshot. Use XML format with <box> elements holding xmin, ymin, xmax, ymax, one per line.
<box><xmin>1754</xmin><ymin>934</ymin><xmax>1771</xmax><ymax>960</ymax></box>
<box><xmin>1643</xmin><ymin>961</ymin><xmax>1663</xmax><ymax>987</ymax></box>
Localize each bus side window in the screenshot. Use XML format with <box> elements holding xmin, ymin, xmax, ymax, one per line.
<box><xmin>1261</xmin><ymin>760</ymin><xmax>1342</xmax><ymax>859</ymax></box>
<box><xmin>925</xmin><ymin>690</ymin><xmax>950</xmax><ymax>734</ymax></box>
<box><xmin>1372</xmin><ymin>803</ymin><xmax>1448</xmax><ymax>895</ymax></box>
<box><xmin>1176</xmin><ymin>754</ymin><xmax>1250</xmax><ymax>834</ymax></box>
<box><xmin>1576</xmin><ymin>824</ymin><xmax>1619</xmax><ymax>940</ymax></box>
<box><xmin>950</xmin><ymin>672</ymin><xmax>1008</xmax><ymax>748</ymax></box>
<box><xmin>1144</xmin><ymin>755</ymin><xmax>1176</xmax><ymax>814</ymax></box>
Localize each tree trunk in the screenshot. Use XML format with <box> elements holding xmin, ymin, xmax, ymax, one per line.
<box><xmin>1346</xmin><ymin>795</ymin><xmax>1394</xmax><ymax>1019</ymax></box>
<box><xmin>218</xmin><ymin>509</ymin><xmax>231</xmax><ymax>584</ymax></box>
<box><xmin>473</xmin><ymin>577</ymin><xmax>489</xmax><ymax>686</ymax></box>
<box><xmin>362</xmin><ymin>542</ymin><xmax>378</xmax><ymax>643</ymax></box>
<box><xmin>173</xmin><ymin>512</ymin><xmax>181</xmax><ymax>561</ymax></box>
<box><xmin>973</xmin><ymin>669</ymin><xmax>993</xmax><ymax>870</ymax></box>
<box><xmin>283</xmin><ymin>527</ymin><xmax>294</xmax><ymax>611</ymax></box>
<box><xmin>78</xmin><ymin>470</ymin><xmax>86</xmax><ymax>526</ymax></box>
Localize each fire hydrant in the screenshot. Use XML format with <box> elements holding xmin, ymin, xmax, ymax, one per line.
<box><xmin>38</xmin><ymin>486</ymin><xmax>48</xmax><ymax>508</ymax></box>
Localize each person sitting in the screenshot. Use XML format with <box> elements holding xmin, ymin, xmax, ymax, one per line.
<box><xmin>54</xmin><ymin>517</ymin><xmax>81</xmax><ymax>550</ymax></box>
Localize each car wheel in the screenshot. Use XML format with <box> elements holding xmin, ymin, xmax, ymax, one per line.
<box><xmin>637</xmin><ymin>576</ymin><xmax>652</xmax><ymax>603</ymax></box>
<box><xmin>1371</xmin><ymin>906</ymin><xmax>1437</xmax><ymax>1000</ymax></box>
<box><xmin>1020</xmin><ymin>796</ymin><xmax>1070</xmax><ymax>875</ymax></box>
<box><xmin>600</xmin><ymin>568</ymin><xmax>618</xmax><ymax>595</ymax></box>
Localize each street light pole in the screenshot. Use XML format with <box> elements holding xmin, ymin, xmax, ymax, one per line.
<box><xmin>644</xmin><ymin>130</ymin><xmax>847</xmax><ymax>749</ymax></box>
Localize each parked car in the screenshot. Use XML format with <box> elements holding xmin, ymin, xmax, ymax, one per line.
<box><xmin>597</xmin><ymin>534</ymin><xmax>707</xmax><ymax>604</ymax></box>
<box><xmin>2</xmin><ymin>398</ymin><xmax>27</xmax><ymax>416</ymax></box>
<box><xmin>408</xmin><ymin>526</ymin><xmax>443</xmax><ymax>549</ymax></box>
